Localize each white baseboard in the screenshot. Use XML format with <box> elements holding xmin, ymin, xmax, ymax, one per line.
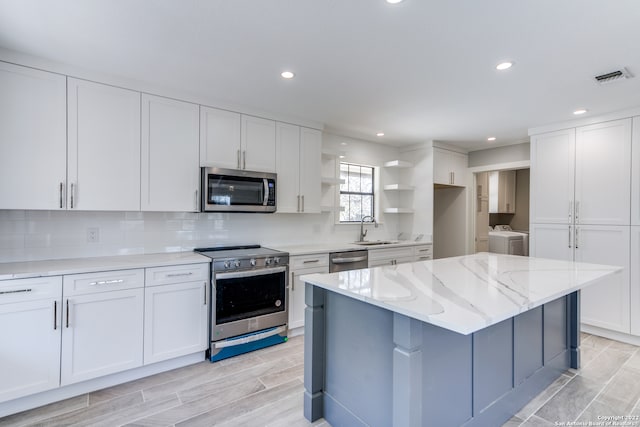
<box><xmin>581</xmin><ymin>324</ymin><xmax>640</xmax><ymax>346</ymax></box>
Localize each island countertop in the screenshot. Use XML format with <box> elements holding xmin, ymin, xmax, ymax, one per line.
<box><xmin>301</xmin><ymin>252</ymin><xmax>621</xmax><ymax>335</ymax></box>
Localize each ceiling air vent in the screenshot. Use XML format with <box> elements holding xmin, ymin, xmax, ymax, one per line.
<box><xmin>594</xmin><ymin>67</ymin><xmax>633</xmax><ymax>85</ymax></box>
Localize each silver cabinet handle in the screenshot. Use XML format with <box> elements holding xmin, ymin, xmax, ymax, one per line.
<box><xmin>243</xmin><ymin>150</ymin><xmax>246</xmax><ymax>169</ymax></box>
<box><xmin>568</xmin><ymin>225</ymin><xmax>572</xmax><ymax>248</ymax></box>
<box><xmin>302</xmin><ymin>195</ymin><xmax>305</xmax><ymax>212</ymax></box>
<box><xmin>59</xmin><ymin>182</ymin><xmax>64</xmax><ymax>208</ymax></box>
<box><xmin>70</xmin><ymin>183</ymin><xmax>75</xmax><ymax>209</ymax></box>
<box><xmin>203</xmin><ymin>282</ymin><xmax>207</xmax><ymax>306</ymax></box>
<box><xmin>237</xmin><ymin>149</ymin><xmax>241</xmax><ymax>169</ymax></box>
<box><xmin>66</xmin><ymin>299</ymin><xmax>70</xmax><ymax>328</ymax></box>
<box><xmin>195</xmin><ymin>190</ymin><xmax>199</xmax><ymax>211</ymax></box>
<box><xmin>575</xmin><ymin>201</ymin><xmax>580</xmax><ymax>224</ymax></box>
<box><xmin>166</xmin><ymin>272</ymin><xmax>193</xmax><ymax>278</ymax></box>
<box><xmin>303</xmin><ymin>259</ymin><xmax>320</xmax><ymax>264</ymax></box>
<box><xmin>291</xmin><ymin>271</ymin><xmax>295</xmax><ymax>291</ymax></box>
<box><xmin>53</xmin><ymin>300</ymin><xmax>57</xmax><ymax>330</ymax></box>
<box><xmin>88</xmin><ymin>279</ymin><xmax>124</xmax><ymax>286</ymax></box>
<box><xmin>575</xmin><ymin>226</ymin><xmax>579</xmax><ymax>249</ymax></box>
<box><xmin>0</xmin><ymin>288</ymin><xmax>32</xmax><ymax>295</ymax></box>
<box><xmin>418</xmin><ymin>256</ymin><xmax>431</xmax><ymax>260</ymax></box>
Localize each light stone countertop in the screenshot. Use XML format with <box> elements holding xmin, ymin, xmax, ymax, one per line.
<box><xmin>271</xmin><ymin>240</ymin><xmax>432</xmax><ymax>256</ymax></box>
<box><xmin>301</xmin><ymin>252</ymin><xmax>621</xmax><ymax>335</ymax></box>
<box><xmin>0</xmin><ymin>252</ymin><xmax>211</xmax><ymax>281</ymax></box>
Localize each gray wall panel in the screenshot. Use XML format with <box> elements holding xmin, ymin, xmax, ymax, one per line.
<box><xmin>514</xmin><ymin>306</ymin><xmax>543</xmax><ymax>385</ymax></box>
<box><xmin>544</xmin><ymin>297</ymin><xmax>568</xmax><ymax>363</ymax></box>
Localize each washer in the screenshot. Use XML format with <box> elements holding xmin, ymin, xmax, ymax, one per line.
<box><xmin>488</xmin><ymin>225</ymin><xmax>529</xmax><ymax>256</ymax></box>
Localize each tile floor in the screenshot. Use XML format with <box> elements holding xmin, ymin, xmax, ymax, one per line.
<box><xmin>0</xmin><ymin>333</ymin><xmax>638</xmax><ymax>427</ymax></box>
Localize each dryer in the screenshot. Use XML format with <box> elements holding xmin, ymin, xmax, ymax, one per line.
<box><xmin>488</xmin><ymin>225</ymin><xmax>529</xmax><ymax>256</ymax></box>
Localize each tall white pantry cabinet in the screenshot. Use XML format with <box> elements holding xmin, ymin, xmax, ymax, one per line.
<box><xmin>530</xmin><ymin>117</ymin><xmax>639</xmax><ymax>337</ymax></box>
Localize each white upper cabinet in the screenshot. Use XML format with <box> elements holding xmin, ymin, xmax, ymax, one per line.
<box><xmin>631</xmin><ymin>117</ymin><xmax>640</xmax><ymax>225</ymax></box>
<box><xmin>489</xmin><ymin>170</ymin><xmax>516</xmax><ymax>214</ymax></box>
<box><xmin>199</xmin><ymin>109</ymin><xmax>276</xmax><ymax>172</ymax></box>
<box><xmin>200</xmin><ymin>106</ymin><xmax>241</xmax><ymax>169</ymax></box>
<box><xmin>0</xmin><ymin>62</ymin><xmax>67</xmax><ymax>210</ymax></box>
<box><xmin>276</xmin><ymin>122</ymin><xmax>301</xmax><ymax>213</ymax></box>
<box><xmin>241</xmin><ymin>115</ymin><xmax>276</xmax><ymax>172</ymax></box>
<box><xmin>141</xmin><ymin>94</ymin><xmax>200</xmax><ymax>212</ymax></box>
<box><xmin>67</xmin><ymin>78</ymin><xmax>141</xmax><ymax>211</ymax></box>
<box><xmin>433</xmin><ymin>147</ymin><xmax>467</xmax><ymax>187</ymax></box>
<box><xmin>276</xmin><ymin>124</ymin><xmax>321</xmax><ymax>213</ymax></box>
<box><xmin>574</xmin><ymin>119</ymin><xmax>631</xmax><ymax>225</ymax></box>
<box><xmin>530</xmin><ymin>129</ymin><xmax>576</xmax><ymax>224</ymax></box>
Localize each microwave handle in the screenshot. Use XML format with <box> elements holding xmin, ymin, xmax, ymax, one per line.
<box><xmin>263</xmin><ymin>179</ymin><xmax>269</xmax><ymax>206</ymax></box>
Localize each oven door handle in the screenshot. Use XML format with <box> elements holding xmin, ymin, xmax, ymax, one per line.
<box><xmin>331</xmin><ymin>256</ymin><xmax>368</xmax><ymax>264</ymax></box>
<box><xmin>213</xmin><ymin>325</ymin><xmax>287</xmax><ymax>349</ymax></box>
<box><xmin>215</xmin><ymin>266</ymin><xmax>287</xmax><ymax>280</ymax></box>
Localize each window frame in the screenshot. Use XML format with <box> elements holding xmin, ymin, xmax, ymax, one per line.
<box><xmin>338</xmin><ymin>162</ymin><xmax>376</xmax><ymax>223</ymax></box>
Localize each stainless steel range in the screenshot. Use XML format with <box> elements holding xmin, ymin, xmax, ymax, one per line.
<box><xmin>195</xmin><ymin>245</ymin><xmax>289</xmax><ymax>362</ymax></box>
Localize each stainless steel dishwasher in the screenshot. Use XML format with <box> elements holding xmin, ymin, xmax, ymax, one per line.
<box><xmin>329</xmin><ymin>250</ymin><xmax>368</xmax><ymax>272</ymax></box>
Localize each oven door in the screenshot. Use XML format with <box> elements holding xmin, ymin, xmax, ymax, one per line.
<box><xmin>212</xmin><ymin>266</ymin><xmax>287</xmax><ymax>341</ymax></box>
<box><xmin>202</xmin><ymin>167</ymin><xmax>276</xmax><ymax>212</ymax></box>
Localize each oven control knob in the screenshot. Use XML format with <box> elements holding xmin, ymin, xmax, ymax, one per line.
<box><xmin>274</xmin><ymin>257</ymin><xmax>280</xmax><ymax>264</ymax></box>
<box><xmin>223</xmin><ymin>261</ymin><xmax>231</xmax><ymax>269</ymax></box>
<box><xmin>250</xmin><ymin>258</ymin><xmax>257</xmax><ymax>266</ymax></box>
<box><xmin>265</xmin><ymin>257</ymin><xmax>272</xmax><ymax>265</ymax></box>
<box><xmin>234</xmin><ymin>260</ymin><xmax>241</xmax><ymax>268</ymax></box>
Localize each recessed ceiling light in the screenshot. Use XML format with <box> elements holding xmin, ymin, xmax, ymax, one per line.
<box><xmin>339</xmin><ymin>155</ymin><xmax>346</xmax><ymax>159</ymax></box>
<box><xmin>280</xmin><ymin>71</ymin><xmax>295</xmax><ymax>79</ymax></box>
<box><xmin>340</xmin><ymin>142</ymin><xmax>348</xmax><ymax>146</ymax></box>
<box><xmin>496</xmin><ymin>62</ymin><xmax>513</xmax><ymax>71</ymax></box>
<box><xmin>386</xmin><ymin>0</ymin><xmax>404</xmax><ymax>4</ymax></box>
<box><xmin>487</xmin><ymin>137</ymin><xmax>496</xmax><ymax>141</ymax></box>
<box><xmin>376</xmin><ymin>132</ymin><xmax>385</xmax><ymax>137</ymax></box>
<box><xmin>573</xmin><ymin>109</ymin><xmax>588</xmax><ymax>115</ymax></box>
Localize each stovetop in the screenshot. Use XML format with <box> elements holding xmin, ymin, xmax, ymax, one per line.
<box><xmin>194</xmin><ymin>245</ymin><xmax>287</xmax><ymax>260</ymax></box>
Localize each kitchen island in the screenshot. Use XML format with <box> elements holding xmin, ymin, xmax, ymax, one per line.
<box><xmin>301</xmin><ymin>253</ymin><xmax>621</xmax><ymax>427</ymax></box>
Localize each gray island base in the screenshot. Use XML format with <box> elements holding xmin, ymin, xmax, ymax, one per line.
<box><xmin>304</xmin><ymin>284</ymin><xmax>579</xmax><ymax>427</ymax></box>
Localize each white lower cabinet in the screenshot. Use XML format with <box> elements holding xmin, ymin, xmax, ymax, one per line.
<box><xmin>413</xmin><ymin>244</ymin><xmax>433</xmax><ymax>261</ymax></box>
<box><xmin>368</xmin><ymin>247</ymin><xmax>415</xmax><ymax>267</ymax></box>
<box><xmin>144</xmin><ymin>264</ymin><xmax>209</xmax><ymax>364</ymax></box>
<box><xmin>61</xmin><ymin>270</ymin><xmax>144</xmax><ymax>386</ymax></box>
<box><xmin>629</xmin><ymin>227</ymin><xmax>640</xmax><ymax>336</ymax></box>
<box><xmin>0</xmin><ymin>277</ymin><xmax>62</xmax><ymax>402</ymax></box>
<box><xmin>289</xmin><ymin>254</ymin><xmax>329</xmax><ymax>330</ymax></box>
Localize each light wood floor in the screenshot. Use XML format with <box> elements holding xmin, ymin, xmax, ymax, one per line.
<box><xmin>1</xmin><ymin>333</ymin><xmax>639</xmax><ymax>427</ymax></box>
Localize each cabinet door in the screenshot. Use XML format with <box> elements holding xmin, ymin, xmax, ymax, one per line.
<box><xmin>142</xmin><ymin>94</ymin><xmax>200</xmax><ymax>212</ymax></box>
<box><xmin>500</xmin><ymin>171</ymin><xmax>516</xmax><ymax>213</ymax></box>
<box><xmin>67</xmin><ymin>78</ymin><xmax>141</xmax><ymax>211</ymax></box>
<box><xmin>575</xmin><ymin>119</ymin><xmax>631</xmax><ymax>225</ymax></box>
<box><xmin>0</xmin><ymin>276</ymin><xmax>62</xmax><ymax>402</ymax></box>
<box><xmin>631</xmin><ymin>117</ymin><xmax>640</xmax><ymax>225</ymax></box>
<box><xmin>630</xmin><ymin>226</ymin><xmax>640</xmax><ymax>336</ymax></box>
<box><xmin>529</xmin><ymin>223</ymin><xmax>573</xmax><ymax>261</ymax></box>
<box><xmin>290</xmin><ymin>265</ymin><xmax>328</xmax><ymax>330</ymax></box>
<box><xmin>450</xmin><ymin>151</ymin><xmax>468</xmax><ymax>187</ymax></box>
<box><xmin>0</xmin><ymin>62</ymin><xmax>67</xmax><ymax>210</ymax></box>
<box><xmin>241</xmin><ymin>115</ymin><xmax>276</xmax><ymax>172</ymax></box>
<box><xmin>433</xmin><ymin>148</ymin><xmax>451</xmax><ymax>185</ymax></box>
<box><xmin>144</xmin><ymin>281</ymin><xmax>208</xmax><ymax>364</ymax></box>
<box><xmin>275</xmin><ymin>122</ymin><xmax>301</xmax><ymax>213</ymax></box>
<box><xmin>530</xmin><ymin>129</ymin><xmax>576</xmax><ymax>224</ymax></box>
<box><xmin>299</xmin><ymin>128</ymin><xmax>322</xmax><ymax>213</ymax></box>
<box><xmin>200</xmin><ymin>106</ymin><xmax>241</xmax><ymax>168</ymax></box>
<box><xmin>61</xmin><ymin>288</ymin><xmax>144</xmax><ymax>385</ymax></box>
<box><xmin>575</xmin><ymin>225</ymin><xmax>630</xmax><ymax>333</ymax></box>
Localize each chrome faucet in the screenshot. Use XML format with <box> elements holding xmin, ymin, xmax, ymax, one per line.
<box><xmin>359</xmin><ymin>215</ymin><xmax>378</xmax><ymax>242</ymax></box>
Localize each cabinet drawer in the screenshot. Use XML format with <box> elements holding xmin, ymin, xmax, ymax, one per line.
<box><xmin>63</xmin><ymin>269</ymin><xmax>144</xmax><ymax>296</ymax></box>
<box><xmin>367</xmin><ymin>247</ymin><xmax>414</xmax><ymax>262</ymax></box>
<box><xmin>145</xmin><ymin>263</ymin><xmax>209</xmax><ymax>287</ymax></box>
<box><xmin>0</xmin><ymin>276</ymin><xmax>62</xmax><ymax>304</ymax></box>
<box><xmin>414</xmin><ymin>244</ymin><xmax>433</xmax><ymax>260</ymax></box>
<box><xmin>291</xmin><ymin>253</ymin><xmax>329</xmax><ymax>270</ymax></box>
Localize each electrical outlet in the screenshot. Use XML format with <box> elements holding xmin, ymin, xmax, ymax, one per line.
<box><xmin>87</xmin><ymin>227</ymin><xmax>99</xmax><ymax>243</ymax></box>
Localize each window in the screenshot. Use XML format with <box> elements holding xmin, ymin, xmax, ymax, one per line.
<box><xmin>339</xmin><ymin>163</ymin><xmax>375</xmax><ymax>222</ymax></box>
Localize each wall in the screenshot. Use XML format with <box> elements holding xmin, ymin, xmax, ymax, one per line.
<box><xmin>510</xmin><ymin>169</ymin><xmax>530</xmax><ymax>231</ymax></box>
<box><xmin>0</xmin><ymin>134</ymin><xmax>402</xmax><ymax>263</ymax></box>
<box><xmin>468</xmin><ymin>143</ymin><xmax>530</xmax><ymax>168</ymax></box>
<box><xmin>433</xmin><ymin>187</ymin><xmax>466</xmax><ymax>258</ymax></box>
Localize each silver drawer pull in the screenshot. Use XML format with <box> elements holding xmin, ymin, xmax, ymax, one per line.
<box><xmin>88</xmin><ymin>279</ymin><xmax>124</xmax><ymax>286</ymax></box>
<box><xmin>417</xmin><ymin>248</ymin><xmax>431</xmax><ymax>252</ymax></box>
<box><xmin>0</xmin><ymin>288</ymin><xmax>32</xmax><ymax>295</ymax></box>
<box><xmin>303</xmin><ymin>259</ymin><xmax>320</xmax><ymax>264</ymax></box>
<box><xmin>166</xmin><ymin>272</ymin><xmax>194</xmax><ymax>278</ymax></box>
<box><xmin>418</xmin><ymin>256</ymin><xmax>431</xmax><ymax>260</ymax></box>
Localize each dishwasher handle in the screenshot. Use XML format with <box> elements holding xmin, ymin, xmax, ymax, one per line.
<box><xmin>331</xmin><ymin>256</ymin><xmax>368</xmax><ymax>264</ymax></box>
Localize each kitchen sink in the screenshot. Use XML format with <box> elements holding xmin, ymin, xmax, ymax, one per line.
<box><xmin>353</xmin><ymin>240</ymin><xmax>399</xmax><ymax>246</ymax></box>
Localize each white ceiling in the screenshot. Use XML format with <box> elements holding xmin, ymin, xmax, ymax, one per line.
<box><xmin>1</xmin><ymin>0</ymin><xmax>639</xmax><ymax>150</ymax></box>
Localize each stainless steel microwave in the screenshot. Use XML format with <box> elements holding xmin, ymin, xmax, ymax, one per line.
<box><xmin>201</xmin><ymin>167</ymin><xmax>276</xmax><ymax>213</ymax></box>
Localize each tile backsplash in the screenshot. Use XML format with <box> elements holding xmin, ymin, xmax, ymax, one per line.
<box><xmin>0</xmin><ymin>210</ymin><xmax>396</xmax><ymax>262</ymax></box>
